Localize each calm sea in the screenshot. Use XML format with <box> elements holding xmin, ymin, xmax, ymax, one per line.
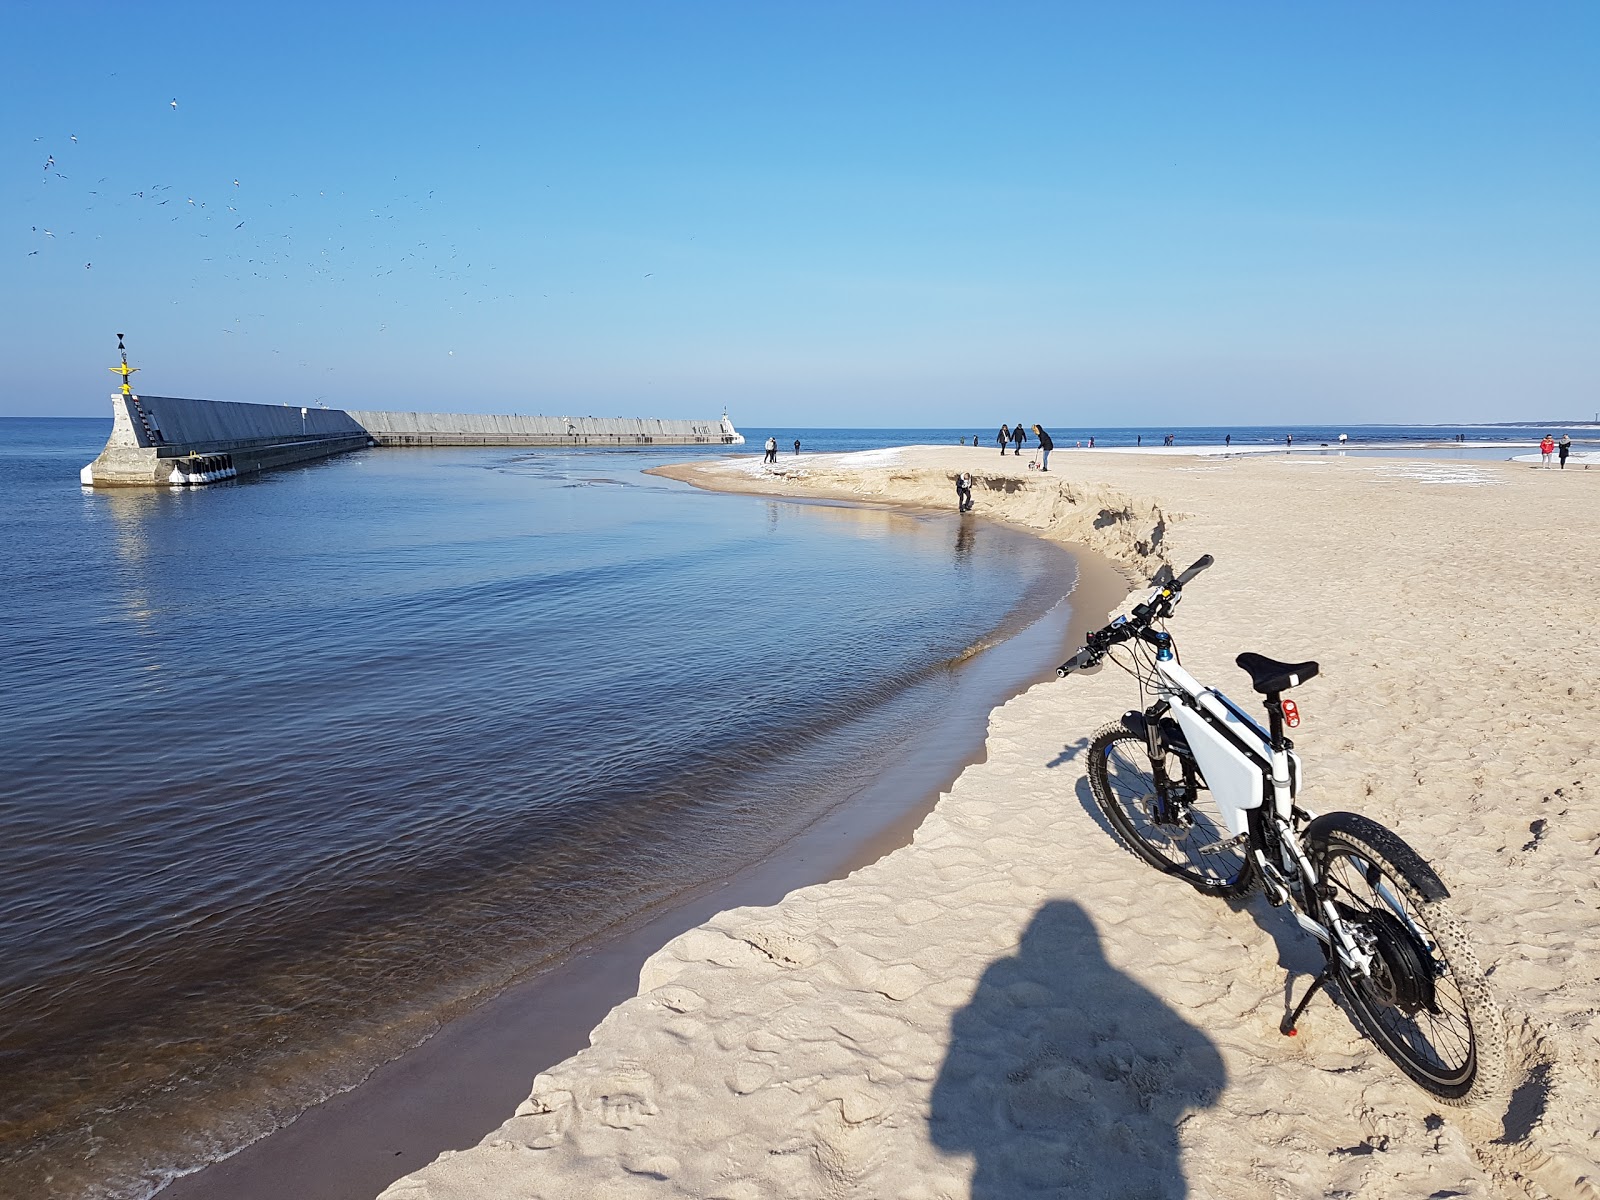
<box><xmin>2</xmin><ymin>419</ymin><xmax>1088</xmax><ymax>1200</ymax></box>
<box><xmin>742</xmin><ymin>422</ymin><xmax>1588</xmax><ymax>460</ymax></box>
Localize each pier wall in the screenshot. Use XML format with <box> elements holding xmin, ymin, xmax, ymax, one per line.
<box><xmin>80</xmin><ymin>395</ymin><xmax>744</xmax><ymax>487</ymax></box>
<box><xmin>80</xmin><ymin>395</ymin><xmax>372</xmax><ymax>487</ymax></box>
<box><xmin>347</xmin><ymin>409</ymin><xmax>743</xmax><ymax>447</ymax></box>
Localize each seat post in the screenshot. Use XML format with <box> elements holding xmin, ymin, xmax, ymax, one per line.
<box><xmin>1262</xmin><ymin>691</ymin><xmax>1286</xmax><ymax>751</ymax></box>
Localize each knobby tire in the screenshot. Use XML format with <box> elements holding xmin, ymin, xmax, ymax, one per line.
<box><xmin>1307</xmin><ymin>812</ymin><xmax>1506</xmax><ymax>1104</ymax></box>
<box><xmin>1087</xmin><ymin>722</ymin><xmax>1254</xmax><ymax>897</ymax></box>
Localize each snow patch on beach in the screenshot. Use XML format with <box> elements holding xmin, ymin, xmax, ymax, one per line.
<box><xmin>1364</xmin><ymin>463</ymin><xmax>1504</xmax><ymax>486</ymax></box>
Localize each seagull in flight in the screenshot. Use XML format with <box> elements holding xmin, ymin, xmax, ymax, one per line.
<box><xmin>171</xmin><ymin>98</ymin><xmax>178</xmax><ymax>109</ymax></box>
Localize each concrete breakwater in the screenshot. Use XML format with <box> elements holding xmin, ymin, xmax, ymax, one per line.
<box><xmin>349</xmin><ymin>409</ymin><xmax>743</xmax><ymax>448</ymax></box>
<box><xmin>79</xmin><ymin>394</ymin><xmax>744</xmax><ymax>487</ymax></box>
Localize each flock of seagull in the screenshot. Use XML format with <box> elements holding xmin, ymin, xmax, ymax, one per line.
<box><xmin>22</xmin><ymin>98</ymin><xmax>536</xmax><ymax>365</ymax></box>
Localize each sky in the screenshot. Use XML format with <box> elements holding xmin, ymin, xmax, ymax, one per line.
<box><xmin>3</xmin><ymin>1</ymin><xmax>1596</xmax><ymax>425</ymax></box>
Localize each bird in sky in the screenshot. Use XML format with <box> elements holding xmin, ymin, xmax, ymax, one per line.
<box><xmin>70</xmin><ymin>134</ymin><xmax>77</xmax><ymax>143</ymax></box>
<box><xmin>43</xmin><ymin>155</ymin><xmax>54</xmax><ymax>169</ymax></box>
<box><xmin>171</xmin><ymin>98</ymin><xmax>178</xmax><ymax>109</ymax></box>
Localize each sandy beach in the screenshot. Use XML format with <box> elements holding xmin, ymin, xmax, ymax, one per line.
<box><xmin>376</xmin><ymin>446</ymin><xmax>1598</xmax><ymax>1200</ymax></box>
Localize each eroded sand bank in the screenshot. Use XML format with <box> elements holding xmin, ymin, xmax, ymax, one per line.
<box><xmin>381</xmin><ymin>446</ymin><xmax>1598</xmax><ymax>1200</ymax></box>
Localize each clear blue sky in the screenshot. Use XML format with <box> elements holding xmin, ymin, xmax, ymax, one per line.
<box><xmin>4</xmin><ymin>1</ymin><xmax>1596</xmax><ymax>424</ymax></box>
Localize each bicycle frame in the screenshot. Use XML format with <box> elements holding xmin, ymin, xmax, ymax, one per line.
<box><xmin>1147</xmin><ymin>648</ymin><xmax>1378</xmax><ymax>977</ymax></box>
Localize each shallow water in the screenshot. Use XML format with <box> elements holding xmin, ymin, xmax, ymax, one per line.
<box><xmin>0</xmin><ymin>420</ymin><xmax>1083</xmax><ymax>1198</ymax></box>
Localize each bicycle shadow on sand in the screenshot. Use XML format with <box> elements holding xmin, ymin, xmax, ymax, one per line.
<box><xmin>1067</xmin><ymin>771</ymin><xmax>1327</xmax><ymax>1020</ymax></box>
<box><xmin>929</xmin><ymin>899</ymin><xmax>1225</xmax><ymax>1199</ymax></box>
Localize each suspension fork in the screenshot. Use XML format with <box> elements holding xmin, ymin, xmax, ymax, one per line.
<box><xmin>1139</xmin><ymin>701</ymin><xmax>1182</xmax><ymax>817</ymax></box>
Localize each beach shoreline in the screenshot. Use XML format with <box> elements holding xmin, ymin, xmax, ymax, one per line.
<box><xmin>153</xmin><ymin>492</ymin><xmax>1128</xmax><ymax>1200</ymax></box>
<box><xmin>376</xmin><ymin>445</ymin><xmax>1599</xmax><ymax>1200</ymax></box>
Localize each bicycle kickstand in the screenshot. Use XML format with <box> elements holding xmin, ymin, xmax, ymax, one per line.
<box><xmin>1280</xmin><ymin>970</ymin><xmax>1329</xmax><ymax>1037</ymax></box>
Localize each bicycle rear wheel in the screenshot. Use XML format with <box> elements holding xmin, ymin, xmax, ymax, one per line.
<box><xmin>1086</xmin><ymin>722</ymin><xmax>1254</xmax><ymax>897</ymax></box>
<box><xmin>1306</xmin><ymin>812</ymin><xmax>1505</xmax><ymax>1104</ymax></box>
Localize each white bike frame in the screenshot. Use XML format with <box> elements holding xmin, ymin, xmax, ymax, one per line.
<box><xmin>1149</xmin><ymin>650</ymin><xmax>1378</xmax><ymax>976</ymax></box>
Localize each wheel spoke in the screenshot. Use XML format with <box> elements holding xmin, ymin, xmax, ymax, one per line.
<box><xmin>1089</xmin><ymin>727</ymin><xmax>1251</xmax><ymax>895</ymax></box>
<box><xmin>1322</xmin><ymin>845</ymin><xmax>1478</xmax><ymax>1083</ymax></box>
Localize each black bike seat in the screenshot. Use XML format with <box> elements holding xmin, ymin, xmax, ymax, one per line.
<box><xmin>1235</xmin><ymin>652</ymin><xmax>1319</xmax><ymax>695</ymax></box>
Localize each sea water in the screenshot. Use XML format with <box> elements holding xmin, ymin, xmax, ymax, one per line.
<box><xmin>0</xmin><ymin>420</ymin><xmax>1083</xmax><ymax>1199</ymax></box>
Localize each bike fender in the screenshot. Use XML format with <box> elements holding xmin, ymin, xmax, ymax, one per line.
<box><xmin>1304</xmin><ymin>811</ymin><xmax>1449</xmax><ymax>901</ymax></box>
<box><xmin>1120</xmin><ymin>711</ymin><xmax>1149</xmax><ymax>741</ymax></box>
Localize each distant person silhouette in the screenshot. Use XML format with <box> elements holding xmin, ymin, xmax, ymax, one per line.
<box><xmin>930</xmin><ymin>900</ymin><xmax>1223</xmax><ymax>1198</ymax></box>
<box><xmin>794</xmin><ymin>438</ymin><xmax>801</xmax><ymax>455</ymax></box>
<box><xmin>997</xmin><ymin>424</ymin><xmax>1011</xmax><ymax>456</ymax></box>
<box><xmin>1011</xmin><ymin>422</ymin><xmax>1027</xmax><ymax>456</ymax></box>
<box><xmin>1558</xmin><ymin>434</ymin><xmax>1571</xmax><ymax>468</ymax></box>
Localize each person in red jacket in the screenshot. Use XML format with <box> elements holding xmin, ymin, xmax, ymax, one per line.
<box><xmin>1541</xmin><ymin>435</ymin><xmax>1555</xmax><ymax>466</ymax></box>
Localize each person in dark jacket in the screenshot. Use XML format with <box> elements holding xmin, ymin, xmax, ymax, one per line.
<box><xmin>1032</xmin><ymin>424</ymin><xmax>1054</xmax><ymax>472</ymax></box>
<box><xmin>1010</xmin><ymin>423</ymin><xmax>1027</xmax><ymax>456</ymax></box>
<box><xmin>996</xmin><ymin>424</ymin><xmax>1011</xmax><ymax>456</ymax></box>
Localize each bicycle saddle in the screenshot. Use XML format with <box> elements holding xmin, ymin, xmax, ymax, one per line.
<box><xmin>1235</xmin><ymin>652</ymin><xmax>1319</xmax><ymax>695</ymax></box>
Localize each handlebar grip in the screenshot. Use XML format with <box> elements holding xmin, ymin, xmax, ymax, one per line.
<box><xmin>1174</xmin><ymin>554</ymin><xmax>1214</xmax><ymax>587</ymax></box>
<box><xmin>1057</xmin><ymin>646</ymin><xmax>1099</xmax><ymax>677</ymax></box>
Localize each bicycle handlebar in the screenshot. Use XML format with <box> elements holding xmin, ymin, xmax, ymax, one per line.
<box><xmin>1174</xmin><ymin>553</ymin><xmax>1214</xmax><ymax>587</ymax></box>
<box><xmin>1057</xmin><ymin>555</ymin><xmax>1213</xmax><ymax>677</ymax></box>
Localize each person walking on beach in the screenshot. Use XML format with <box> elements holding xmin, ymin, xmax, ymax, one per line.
<box><xmin>1286</xmin><ymin>433</ymin><xmax>1293</xmax><ymax>450</ymax></box>
<box><xmin>764</xmin><ymin>436</ymin><xmax>778</xmax><ymax>464</ymax></box>
<box><xmin>793</xmin><ymin>438</ymin><xmax>801</xmax><ymax>455</ymax></box>
<box><xmin>1032</xmin><ymin>424</ymin><xmax>1054</xmax><ymax>472</ymax></box>
<box><xmin>1558</xmin><ymin>434</ymin><xmax>1571</xmax><ymax>469</ymax></box>
<box><xmin>955</xmin><ymin>472</ymin><xmax>973</xmax><ymax>512</ymax></box>
<box><xmin>1541</xmin><ymin>434</ymin><xmax>1555</xmax><ymax>466</ymax></box>
<box><xmin>1010</xmin><ymin>422</ymin><xmax>1027</xmax><ymax>456</ymax></box>
<box><xmin>1225</xmin><ymin>434</ymin><xmax>1231</xmax><ymax>447</ymax></box>
<box><xmin>996</xmin><ymin>424</ymin><xmax>1011</xmax><ymax>456</ymax></box>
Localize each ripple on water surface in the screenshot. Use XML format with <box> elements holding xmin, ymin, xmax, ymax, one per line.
<box><xmin>0</xmin><ymin>430</ymin><xmax>1083</xmax><ymax>1199</ymax></box>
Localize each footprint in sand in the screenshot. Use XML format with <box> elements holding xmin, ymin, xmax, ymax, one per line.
<box><xmin>599</xmin><ymin>1061</ymin><xmax>660</xmax><ymax>1129</ymax></box>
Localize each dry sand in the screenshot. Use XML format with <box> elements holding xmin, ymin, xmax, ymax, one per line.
<box><xmin>378</xmin><ymin>446</ymin><xmax>1598</xmax><ymax>1200</ymax></box>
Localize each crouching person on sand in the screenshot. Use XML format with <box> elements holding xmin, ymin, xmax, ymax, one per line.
<box><xmin>955</xmin><ymin>472</ymin><xmax>974</xmax><ymax>512</ymax></box>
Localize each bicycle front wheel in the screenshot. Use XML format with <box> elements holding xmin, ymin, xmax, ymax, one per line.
<box><xmin>1307</xmin><ymin>812</ymin><xmax>1505</xmax><ymax>1104</ymax></box>
<box><xmin>1086</xmin><ymin>722</ymin><xmax>1254</xmax><ymax>897</ymax></box>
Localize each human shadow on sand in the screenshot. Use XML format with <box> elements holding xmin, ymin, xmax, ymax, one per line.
<box><xmin>930</xmin><ymin>900</ymin><xmax>1224</xmax><ymax>1198</ymax></box>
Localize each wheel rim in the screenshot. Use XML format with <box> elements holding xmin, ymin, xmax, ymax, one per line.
<box><xmin>1321</xmin><ymin>847</ymin><xmax>1476</xmax><ymax>1086</ymax></box>
<box><xmin>1099</xmin><ymin>737</ymin><xmax>1247</xmax><ymax>888</ymax></box>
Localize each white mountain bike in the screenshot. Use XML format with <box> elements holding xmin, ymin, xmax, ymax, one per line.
<box><xmin>1058</xmin><ymin>555</ymin><xmax>1505</xmax><ymax>1103</ymax></box>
